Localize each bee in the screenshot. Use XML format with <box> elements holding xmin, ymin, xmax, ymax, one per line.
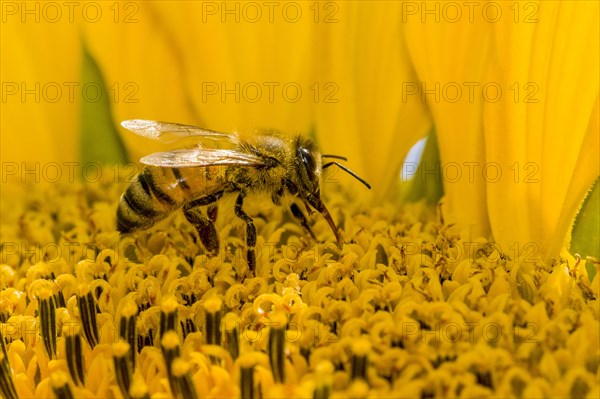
<box><xmin>116</xmin><ymin>119</ymin><xmax>370</xmax><ymax>271</ymax></box>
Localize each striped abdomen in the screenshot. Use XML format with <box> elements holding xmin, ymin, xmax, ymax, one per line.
<box><xmin>116</xmin><ymin>166</ymin><xmax>224</xmax><ymax>234</ymax></box>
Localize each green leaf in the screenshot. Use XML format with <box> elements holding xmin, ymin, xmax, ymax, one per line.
<box><xmin>80</xmin><ymin>43</ymin><xmax>128</xmax><ymax>164</ymax></box>
<box><xmin>402</xmin><ymin>128</ymin><xmax>444</xmax><ymax>204</ymax></box>
<box><xmin>570</xmin><ymin>177</ymin><xmax>600</xmax><ymax>280</ymax></box>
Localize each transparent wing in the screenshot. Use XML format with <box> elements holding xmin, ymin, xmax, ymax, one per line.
<box><xmin>140</xmin><ymin>148</ymin><xmax>266</xmax><ymax>168</ymax></box>
<box><xmin>121</xmin><ymin>119</ymin><xmax>238</xmax><ymax>144</ymax></box>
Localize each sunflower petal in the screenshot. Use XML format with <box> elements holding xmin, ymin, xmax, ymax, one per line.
<box><xmin>404</xmin><ymin>9</ymin><xmax>492</xmax><ymax>238</ymax></box>
<box><xmin>1</xmin><ymin>16</ymin><xmax>80</xmax><ymax>164</ymax></box>
<box><xmin>152</xmin><ymin>2</ymin><xmax>315</xmax><ymax>134</ymax></box>
<box><xmin>484</xmin><ymin>1</ymin><xmax>599</xmax><ymax>259</ymax></box>
<box><xmin>81</xmin><ymin>3</ymin><xmax>198</xmax><ymax>161</ymax></box>
<box><xmin>315</xmin><ymin>1</ymin><xmax>431</xmax><ymax>198</ymax></box>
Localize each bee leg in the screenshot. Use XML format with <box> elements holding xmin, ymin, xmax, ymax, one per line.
<box><xmin>183</xmin><ymin>192</ymin><xmax>223</xmax><ymax>257</ymax></box>
<box><xmin>307</xmin><ymin>194</ymin><xmax>341</xmax><ymax>244</ymax></box>
<box><xmin>234</xmin><ymin>192</ymin><xmax>256</xmax><ymax>272</ymax></box>
<box><xmin>183</xmin><ymin>207</ymin><xmax>220</xmax><ymax>256</ymax></box>
<box><xmin>207</xmin><ymin>203</ymin><xmax>218</xmax><ymax>223</ymax></box>
<box><xmin>290</xmin><ymin>203</ymin><xmax>316</xmax><ymax>240</ymax></box>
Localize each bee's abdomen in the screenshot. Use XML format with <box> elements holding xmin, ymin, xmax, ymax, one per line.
<box><xmin>116</xmin><ymin>166</ymin><xmax>226</xmax><ymax>234</ymax></box>
<box><xmin>116</xmin><ymin>167</ymin><xmax>181</xmax><ymax>234</ymax></box>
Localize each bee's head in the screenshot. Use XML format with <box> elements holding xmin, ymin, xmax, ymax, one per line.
<box><xmin>292</xmin><ymin>136</ymin><xmax>322</xmax><ymax>198</ymax></box>
<box><xmin>287</xmin><ymin>136</ymin><xmax>371</xmax><ymax>244</ymax></box>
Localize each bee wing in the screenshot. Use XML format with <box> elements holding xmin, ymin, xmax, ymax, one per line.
<box><xmin>121</xmin><ymin>119</ymin><xmax>238</xmax><ymax>145</ymax></box>
<box><xmin>140</xmin><ymin>148</ymin><xmax>266</xmax><ymax>168</ymax></box>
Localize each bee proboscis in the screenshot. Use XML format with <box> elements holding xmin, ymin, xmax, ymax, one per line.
<box><xmin>116</xmin><ymin>119</ymin><xmax>371</xmax><ymax>271</ymax></box>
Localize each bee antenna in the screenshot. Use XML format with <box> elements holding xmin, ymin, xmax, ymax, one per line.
<box><xmin>322</xmin><ymin>154</ymin><xmax>348</xmax><ymax>161</ymax></box>
<box><xmin>323</xmin><ymin>162</ymin><xmax>371</xmax><ymax>189</ymax></box>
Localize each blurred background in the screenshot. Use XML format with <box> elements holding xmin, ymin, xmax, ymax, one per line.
<box><xmin>2</xmin><ymin>1</ymin><xmax>598</xmax><ymax>262</ymax></box>
<box><xmin>1</xmin><ymin>1</ymin><xmax>432</xmax><ymax>200</ymax></box>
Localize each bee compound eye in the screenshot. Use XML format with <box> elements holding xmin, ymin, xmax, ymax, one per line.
<box><xmin>300</xmin><ymin>148</ymin><xmax>316</xmax><ymax>174</ymax></box>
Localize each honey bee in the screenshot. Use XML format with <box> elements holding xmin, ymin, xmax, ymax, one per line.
<box><xmin>116</xmin><ymin>119</ymin><xmax>370</xmax><ymax>271</ymax></box>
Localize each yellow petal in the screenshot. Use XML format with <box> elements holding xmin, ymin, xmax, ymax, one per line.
<box><xmin>151</xmin><ymin>1</ymin><xmax>315</xmax><ymax>134</ymax></box>
<box><xmin>1</xmin><ymin>13</ymin><xmax>80</xmax><ymax>164</ymax></box>
<box><xmin>551</xmin><ymin>97</ymin><xmax>599</xmax><ymax>254</ymax></box>
<box><xmin>484</xmin><ymin>1</ymin><xmax>599</xmax><ymax>259</ymax></box>
<box><xmin>316</xmin><ymin>1</ymin><xmax>431</xmax><ymax>198</ymax></box>
<box><xmin>81</xmin><ymin>3</ymin><xmax>198</xmax><ymax>161</ymax></box>
<box><xmin>312</xmin><ymin>3</ymin><xmax>363</xmax><ymax>190</ymax></box>
<box><xmin>403</xmin><ymin>3</ymin><xmax>492</xmax><ymax>239</ymax></box>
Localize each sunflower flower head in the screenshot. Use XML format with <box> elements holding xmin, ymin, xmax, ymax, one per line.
<box><xmin>0</xmin><ymin>173</ymin><xmax>597</xmax><ymax>397</ymax></box>
<box><xmin>2</xmin><ymin>1</ymin><xmax>599</xmax><ymax>397</ymax></box>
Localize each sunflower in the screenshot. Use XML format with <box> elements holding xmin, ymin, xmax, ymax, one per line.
<box><xmin>1</xmin><ymin>1</ymin><xmax>598</xmax><ymax>398</ymax></box>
